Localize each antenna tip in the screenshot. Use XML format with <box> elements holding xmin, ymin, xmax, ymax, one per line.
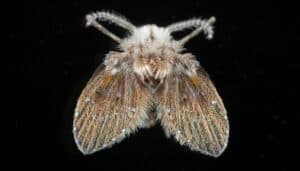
<box><xmin>209</xmin><ymin>16</ymin><xmax>216</xmax><ymax>23</ymax></box>
<box><xmin>86</xmin><ymin>14</ymin><xmax>97</xmax><ymax>27</ymax></box>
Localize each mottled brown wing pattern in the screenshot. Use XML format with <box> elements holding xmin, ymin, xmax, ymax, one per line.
<box><xmin>73</xmin><ymin>66</ymin><xmax>152</xmax><ymax>154</ymax></box>
<box><xmin>157</xmin><ymin>68</ymin><xmax>229</xmax><ymax>157</ymax></box>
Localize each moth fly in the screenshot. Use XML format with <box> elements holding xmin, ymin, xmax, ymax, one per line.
<box><xmin>73</xmin><ymin>11</ymin><xmax>229</xmax><ymax>157</ymax></box>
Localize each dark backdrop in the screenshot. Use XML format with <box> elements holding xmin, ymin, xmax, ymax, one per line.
<box><xmin>19</xmin><ymin>0</ymin><xmax>297</xmax><ymax>170</ymax></box>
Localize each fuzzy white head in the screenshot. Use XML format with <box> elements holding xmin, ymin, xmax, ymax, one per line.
<box><xmin>120</xmin><ymin>25</ymin><xmax>182</xmax><ymax>52</ymax></box>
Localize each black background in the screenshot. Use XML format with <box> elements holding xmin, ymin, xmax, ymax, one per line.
<box><xmin>19</xmin><ymin>0</ymin><xmax>297</xmax><ymax>170</ymax></box>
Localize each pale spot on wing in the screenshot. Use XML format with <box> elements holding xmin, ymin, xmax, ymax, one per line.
<box><xmin>85</xmin><ymin>98</ymin><xmax>91</xmax><ymax>103</ymax></box>
<box><xmin>129</xmin><ymin>107</ymin><xmax>136</xmax><ymax>112</ymax></box>
<box><xmin>127</xmin><ymin>107</ymin><xmax>136</xmax><ymax>118</ymax></box>
<box><xmin>224</xmin><ymin>115</ymin><xmax>228</xmax><ymax>120</ymax></box>
<box><xmin>175</xmin><ymin>130</ymin><xmax>182</xmax><ymax>140</ymax></box>
<box><xmin>166</xmin><ymin>108</ymin><xmax>171</xmax><ymax>113</ymax></box>
<box><xmin>85</xmin><ymin>98</ymin><xmax>95</xmax><ymax>104</ymax></box>
<box><xmin>92</xmin><ymin>115</ymin><xmax>97</xmax><ymax>121</ymax></box>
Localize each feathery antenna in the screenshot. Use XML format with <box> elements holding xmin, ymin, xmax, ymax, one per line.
<box><xmin>166</xmin><ymin>17</ymin><xmax>216</xmax><ymax>44</ymax></box>
<box><xmin>86</xmin><ymin>11</ymin><xmax>136</xmax><ymax>43</ymax></box>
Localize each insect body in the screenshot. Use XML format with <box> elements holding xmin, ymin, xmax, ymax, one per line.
<box><xmin>73</xmin><ymin>11</ymin><xmax>229</xmax><ymax>157</ymax></box>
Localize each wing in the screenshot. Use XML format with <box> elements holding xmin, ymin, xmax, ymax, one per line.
<box><xmin>73</xmin><ymin>65</ymin><xmax>152</xmax><ymax>154</ymax></box>
<box><xmin>157</xmin><ymin>68</ymin><xmax>229</xmax><ymax>157</ymax></box>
